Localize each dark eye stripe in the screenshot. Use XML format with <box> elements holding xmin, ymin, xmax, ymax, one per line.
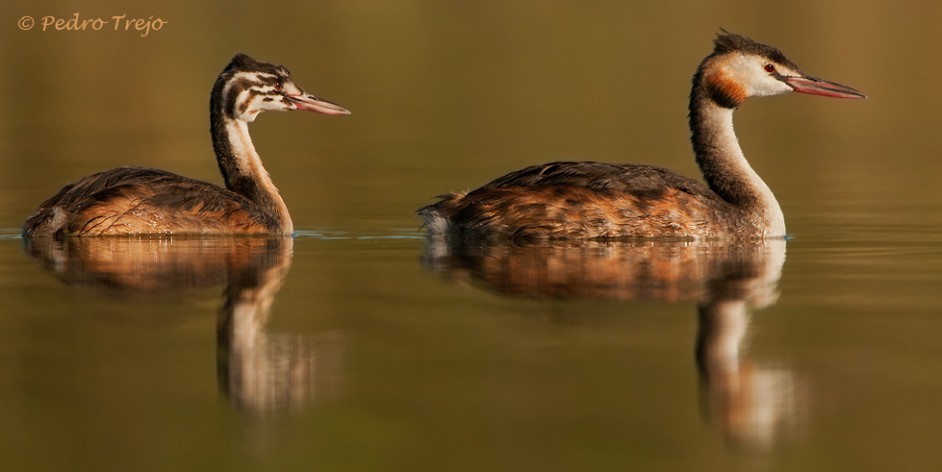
<box><xmin>224</xmin><ymin>73</ymin><xmax>288</xmax><ymax>117</ymax></box>
<box><xmin>257</xmin><ymin>74</ymin><xmax>287</xmax><ymax>88</ymax></box>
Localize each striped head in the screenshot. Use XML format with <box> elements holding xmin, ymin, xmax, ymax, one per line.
<box><xmin>696</xmin><ymin>31</ymin><xmax>866</xmax><ymax>108</ymax></box>
<box><xmin>212</xmin><ymin>54</ymin><xmax>350</xmax><ymax>123</ymax></box>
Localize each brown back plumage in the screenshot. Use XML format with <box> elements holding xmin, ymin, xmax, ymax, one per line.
<box><xmin>418</xmin><ymin>161</ymin><xmax>736</xmax><ymax>243</ymax></box>
<box><xmin>22</xmin><ymin>167</ymin><xmax>275</xmax><ymax>239</ymax></box>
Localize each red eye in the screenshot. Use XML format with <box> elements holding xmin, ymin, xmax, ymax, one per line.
<box><xmin>764</xmin><ymin>64</ymin><xmax>776</xmax><ymax>73</ymax></box>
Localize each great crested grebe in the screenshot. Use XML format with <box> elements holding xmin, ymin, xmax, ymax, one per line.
<box><xmin>418</xmin><ymin>32</ymin><xmax>865</xmax><ymax>242</ymax></box>
<box><xmin>22</xmin><ymin>54</ymin><xmax>349</xmax><ymax>239</ymax></box>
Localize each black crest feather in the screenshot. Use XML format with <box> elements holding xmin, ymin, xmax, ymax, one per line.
<box><xmin>225</xmin><ymin>54</ymin><xmax>291</xmax><ymax>78</ymax></box>
<box><xmin>712</xmin><ymin>30</ymin><xmax>799</xmax><ymax>71</ymax></box>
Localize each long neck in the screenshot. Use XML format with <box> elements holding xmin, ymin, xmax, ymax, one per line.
<box><xmin>210</xmin><ymin>98</ymin><xmax>293</xmax><ymax>234</ymax></box>
<box><xmin>689</xmin><ymin>81</ymin><xmax>785</xmax><ymax>236</ymax></box>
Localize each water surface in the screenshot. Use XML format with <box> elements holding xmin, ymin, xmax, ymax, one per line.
<box><xmin>2</xmin><ymin>223</ymin><xmax>940</xmax><ymax>471</ymax></box>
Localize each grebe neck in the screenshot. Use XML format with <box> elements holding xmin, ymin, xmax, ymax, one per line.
<box><xmin>210</xmin><ymin>109</ymin><xmax>292</xmax><ymax>234</ymax></box>
<box><xmin>689</xmin><ymin>92</ymin><xmax>785</xmax><ymax>236</ymax></box>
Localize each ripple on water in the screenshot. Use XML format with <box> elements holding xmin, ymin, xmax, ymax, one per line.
<box><xmin>0</xmin><ymin>229</ymin><xmax>21</xmax><ymax>239</ymax></box>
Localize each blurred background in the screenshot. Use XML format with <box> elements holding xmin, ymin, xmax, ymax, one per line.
<box><xmin>2</xmin><ymin>1</ymin><xmax>941</xmax><ymax>471</ymax></box>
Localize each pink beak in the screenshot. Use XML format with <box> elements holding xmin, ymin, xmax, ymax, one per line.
<box><xmin>286</xmin><ymin>94</ymin><xmax>352</xmax><ymax>115</ymax></box>
<box><xmin>784</xmin><ymin>76</ymin><xmax>866</xmax><ymax>99</ymax></box>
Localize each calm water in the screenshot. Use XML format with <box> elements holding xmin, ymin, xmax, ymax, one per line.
<box><xmin>2</xmin><ymin>1</ymin><xmax>942</xmax><ymax>471</ymax></box>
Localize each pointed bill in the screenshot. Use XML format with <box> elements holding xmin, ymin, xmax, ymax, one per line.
<box><xmin>286</xmin><ymin>94</ymin><xmax>351</xmax><ymax>115</ymax></box>
<box><xmin>784</xmin><ymin>76</ymin><xmax>866</xmax><ymax>99</ymax></box>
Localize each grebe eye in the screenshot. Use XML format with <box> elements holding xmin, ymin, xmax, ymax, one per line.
<box><xmin>764</xmin><ymin>64</ymin><xmax>776</xmax><ymax>73</ymax></box>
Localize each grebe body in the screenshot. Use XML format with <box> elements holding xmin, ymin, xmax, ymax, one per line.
<box><xmin>23</xmin><ymin>54</ymin><xmax>349</xmax><ymax>239</ymax></box>
<box><xmin>419</xmin><ymin>32</ymin><xmax>865</xmax><ymax>242</ymax></box>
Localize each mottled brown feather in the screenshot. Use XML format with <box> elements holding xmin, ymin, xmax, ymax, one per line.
<box><xmin>23</xmin><ymin>166</ymin><xmax>277</xmax><ymax>239</ymax></box>
<box><xmin>418</xmin><ymin>161</ymin><xmax>741</xmax><ymax>242</ymax></box>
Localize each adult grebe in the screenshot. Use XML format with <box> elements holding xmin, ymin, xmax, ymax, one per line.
<box><xmin>418</xmin><ymin>32</ymin><xmax>865</xmax><ymax>242</ymax></box>
<box><xmin>22</xmin><ymin>54</ymin><xmax>349</xmax><ymax>239</ymax></box>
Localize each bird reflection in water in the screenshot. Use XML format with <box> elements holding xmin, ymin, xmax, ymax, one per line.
<box><xmin>423</xmin><ymin>239</ymin><xmax>804</xmax><ymax>448</ymax></box>
<box><xmin>23</xmin><ymin>236</ymin><xmax>340</xmax><ymax>415</ymax></box>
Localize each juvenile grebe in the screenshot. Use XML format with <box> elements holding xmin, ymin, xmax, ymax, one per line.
<box><xmin>22</xmin><ymin>54</ymin><xmax>349</xmax><ymax>239</ymax></box>
<box><xmin>418</xmin><ymin>32</ymin><xmax>865</xmax><ymax>242</ymax></box>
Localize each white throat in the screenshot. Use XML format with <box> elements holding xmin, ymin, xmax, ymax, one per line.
<box><xmin>697</xmin><ymin>102</ymin><xmax>785</xmax><ymax>237</ymax></box>
<box><xmin>227</xmin><ymin>120</ymin><xmax>293</xmax><ymax>234</ymax></box>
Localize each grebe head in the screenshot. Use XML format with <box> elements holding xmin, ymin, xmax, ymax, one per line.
<box><xmin>698</xmin><ymin>31</ymin><xmax>866</xmax><ymax>108</ymax></box>
<box><xmin>215</xmin><ymin>53</ymin><xmax>351</xmax><ymax>123</ymax></box>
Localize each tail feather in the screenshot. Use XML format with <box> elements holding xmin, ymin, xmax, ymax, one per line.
<box><xmin>22</xmin><ymin>206</ymin><xmax>69</xmax><ymax>240</ymax></box>
<box><xmin>417</xmin><ymin>192</ymin><xmax>465</xmax><ymax>236</ymax></box>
